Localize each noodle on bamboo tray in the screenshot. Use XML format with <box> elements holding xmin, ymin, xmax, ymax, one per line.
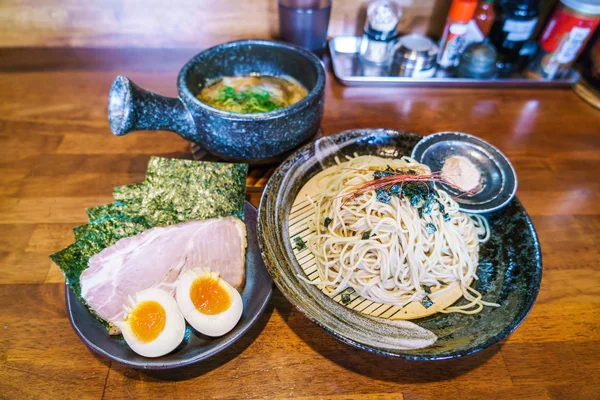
<box><xmin>288</xmin><ymin>155</ymin><xmax>498</xmax><ymax>320</ymax></box>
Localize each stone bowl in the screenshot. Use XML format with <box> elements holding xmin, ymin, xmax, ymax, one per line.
<box><xmin>108</xmin><ymin>40</ymin><xmax>326</xmax><ymax>165</ymax></box>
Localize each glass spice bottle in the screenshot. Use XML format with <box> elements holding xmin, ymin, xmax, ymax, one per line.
<box><xmin>359</xmin><ymin>0</ymin><xmax>403</xmax><ymax>65</ymax></box>
<box><xmin>528</xmin><ymin>0</ymin><xmax>600</xmax><ymax>79</ymax></box>
<box><xmin>489</xmin><ymin>0</ymin><xmax>540</xmax><ymax>74</ymax></box>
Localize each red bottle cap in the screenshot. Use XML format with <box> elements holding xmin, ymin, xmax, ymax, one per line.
<box><xmin>448</xmin><ymin>0</ymin><xmax>478</xmax><ymax>23</ymax></box>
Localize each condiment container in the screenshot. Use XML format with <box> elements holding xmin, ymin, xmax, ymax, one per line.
<box><xmin>437</xmin><ymin>0</ymin><xmax>479</xmax><ymax>68</ymax></box>
<box><xmin>457</xmin><ymin>40</ymin><xmax>498</xmax><ymax>78</ymax></box>
<box><xmin>391</xmin><ymin>34</ymin><xmax>439</xmax><ymax>77</ymax></box>
<box><xmin>359</xmin><ymin>0</ymin><xmax>403</xmax><ymax>64</ymax></box>
<box><xmin>474</xmin><ymin>0</ymin><xmax>496</xmax><ymax>37</ymax></box>
<box><xmin>489</xmin><ymin>0</ymin><xmax>540</xmax><ymax>74</ymax></box>
<box><xmin>463</xmin><ymin>0</ymin><xmax>497</xmax><ymax>48</ymax></box>
<box><xmin>528</xmin><ymin>0</ymin><xmax>600</xmax><ymax>80</ymax></box>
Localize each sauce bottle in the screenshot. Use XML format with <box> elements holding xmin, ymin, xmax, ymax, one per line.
<box><xmin>437</xmin><ymin>0</ymin><xmax>479</xmax><ymax>68</ymax></box>
<box><xmin>528</xmin><ymin>0</ymin><xmax>600</xmax><ymax>79</ymax></box>
<box><xmin>463</xmin><ymin>0</ymin><xmax>496</xmax><ymax>47</ymax></box>
<box><xmin>474</xmin><ymin>0</ymin><xmax>496</xmax><ymax>37</ymax></box>
<box><xmin>489</xmin><ymin>0</ymin><xmax>540</xmax><ymax>74</ymax></box>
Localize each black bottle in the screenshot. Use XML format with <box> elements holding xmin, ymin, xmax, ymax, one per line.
<box><xmin>489</xmin><ymin>0</ymin><xmax>539</xmax><ymax>74</ymax></box>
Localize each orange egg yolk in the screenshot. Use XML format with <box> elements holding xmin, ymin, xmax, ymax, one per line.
<box><xmin>126</xmin><ymin>300</ymin><xmax>166</xmax><ymax>343</ymax></box>
<box><xmin>190</xmin><ymin>277</ymin><xmax>231</xmax><ymax>315</ymax></box>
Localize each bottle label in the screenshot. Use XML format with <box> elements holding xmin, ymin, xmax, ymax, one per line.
<box><xmin>438</xmin><ymin>23</ymin><xmax>468</xmax><ymax>68</ymax></box>
<box><xmin>449</xmin><ymin>24</ymin><xmax>468</xmax><ymax>35</ymax></box>
<box><xmin>503</xmin><ymin>18</ymin><xmax>538</xmax><ymax>42</ymax></box>
<box><xmin>555</xmin><ymin>27</ymin><xmax>591</xmax><ymax>63</ymax></box>
<box><xmin>537</xmin><ymin>6</ymin><xmax>600</xmax><ymax>78</ymax></box>
<box><xmin>540</xmin><ymin>7</ymin><xmax>600</xmax><ymax>54</ymax></box>
<box><xmin>464</xmin><ymin>20</ymin><xmax>485</xmax><ymax>47</ymax></box>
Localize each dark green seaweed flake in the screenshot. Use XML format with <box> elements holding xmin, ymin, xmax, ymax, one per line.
<box><xmin>375</xmin><ymin>188</ymin><xmax>392</xmax><ymax>204</ymax></box>
<box><xmin>437</xmin><ymin>200</ymin><xmax>445</xmax><ymax>214</ymax></box>
<box><xmin>367</xmin><ymin>169</ymin><xmax>450</xmax><ymax>224</ymax></box>
<box><xmin>389</xmin><ymin>184</ymin><xmax>401</xmax><ymax>196</ymax></box>
<box><xmin>422</xmin><ymin>198</ymin><xmax>434</xmax><ymax>215</ymax></box>
<box><xmin>425</xmin><ymin>223</ymin><xmax>437</xmax><ymax>234</ymax></box>
<box><xmin>294</xmin><ymin>236</ymin><xmax>307</xmax><ymax>251</ymax></box>
<box><xmin>341</xmin><ymin>293</ymin><xmax>352</xmax><ymax>305</ymax></box>
<box><xmin>361</xmin><ymin>230</ymin><xmax>372</xmax><ymax>240</ymax></box>
<box><xmin>324</xmin><ymin>217</ymin><xmax>332</xmax><ymax>228</ymax></box>
<box><xmin>410</xmin><ymin>194</ymin><xmax>423</xmax><ymax>207</ymax></box>
<box><xmin>423</xmin><ymin>285</ymin><xmax>432</xmax><ymax>294</ymax></box>
<box><xmin>421</xmin><ymin>295</ymin><xmax>434</xmax><ymax>309</ymax></box>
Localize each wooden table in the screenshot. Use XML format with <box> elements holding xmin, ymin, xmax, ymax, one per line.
<box><xmin>1</xmin><ymin>48</ymin><xmax>599</xmax><ymax>400</ymax></box>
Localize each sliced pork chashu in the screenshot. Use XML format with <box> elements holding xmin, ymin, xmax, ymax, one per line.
<box><xmin>80</xmin><ymin>217</ymin><xmax>246</xmax><ymax>324</ymax></box>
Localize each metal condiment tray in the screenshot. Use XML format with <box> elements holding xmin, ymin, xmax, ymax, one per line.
<box><xmin>329</xmin><ymin>36</ymin><xmax>579</xmax><ymax>88</ymax></box>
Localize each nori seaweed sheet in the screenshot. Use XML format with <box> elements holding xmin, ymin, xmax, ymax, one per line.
<box><xmin>113</xmin><ymin>157</ymin><xmax>247</xmax><ymax>225</ymax></box>
<box><xmin>85</xmin><ymin>203</ymin><xmax>121</xmax><ymax>224</ymax></box>
<box><xmin>86</xmin><ymin>158</ymin><xmax>247</xmax><ymax>226</ymax></box>
<box><xmin>50</xmin><ymin>157</ymin><xmax>248</xmax><ymax>323</ymax></box>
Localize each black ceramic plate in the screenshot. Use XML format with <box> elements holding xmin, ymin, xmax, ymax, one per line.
<box><xmin>66</xmin><ymin>201</ymin><xmax>272</xmax><ymax>369</ymax></box>
<box><xmin>258</xmin><ymin>128</ymin><xmax>542</xmax><ymax>360</ymax></box>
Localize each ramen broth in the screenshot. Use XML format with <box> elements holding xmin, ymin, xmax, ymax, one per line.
<box><xmin>198</xmin><ymin>75</ymin><xmax>308</xmax><ymax>113</ymax></box>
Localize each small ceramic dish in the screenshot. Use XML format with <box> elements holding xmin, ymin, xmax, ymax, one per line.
<box><xmin>258</xmin><ymin>128</ymin><xmax>541</xmax><ymax>360</ymax></box>
<box><xmin>66</xmin><ymin>202</ymin><xmax>272</xmax><ymax>369</ymax></box>
<box><xmin>411</xmin><ymin>131</ymin><xmax>518</xmax><ymax>213</ymax></box>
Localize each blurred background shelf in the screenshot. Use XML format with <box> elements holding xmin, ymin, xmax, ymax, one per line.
<box><xmin>330</xmin><ymin>36</ymin><xmax>580</xmax><ymax>88</ymax></box>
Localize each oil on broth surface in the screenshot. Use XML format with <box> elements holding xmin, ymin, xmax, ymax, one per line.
<box><xmin>198</xmin><ymin>75</ymin><xmax>308</xmax><ymax>114</ymax></box>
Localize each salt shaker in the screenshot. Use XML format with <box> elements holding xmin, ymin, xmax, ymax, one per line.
<box><xmin>457</xmin><ymin>40</ymin><xmax>498</xmax><ymax>78</ymax></box>
<box><xmin>391</xmin><ymin>34</ymin><xmax>439</xmax><ymax>77</ymax></box>
<box><xmin>359</xmin><ymin>0</ymin><xmax>403</xmax><ymax>64</ymax></box>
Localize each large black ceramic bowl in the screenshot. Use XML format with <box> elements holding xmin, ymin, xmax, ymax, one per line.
<box><xmin>109</xmin><ymin>40</ymin><xmax>326</xmax><ymax>165</ymax></box>
<box><xmin>258</xmin><ymin>128</ymin><xmax>542</xmax><ymax>360</ymax></box>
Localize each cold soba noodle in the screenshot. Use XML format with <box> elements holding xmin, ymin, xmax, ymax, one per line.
<box><xmin>302</xmin><ymin>155</ymin><xmax>498</xmax><ymax>315</ymax></box>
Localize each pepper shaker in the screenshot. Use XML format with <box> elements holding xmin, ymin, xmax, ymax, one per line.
<box><xmin>359</xmin><ymin>0</ymin><xmax>403</xmax><ymax>64</ymax></box>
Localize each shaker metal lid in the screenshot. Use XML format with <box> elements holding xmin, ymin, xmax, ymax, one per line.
<box><xmin>392</xmin><ymin>34</ymin><xmax>438</xmax><ymax>69</ymax></box>
<box><xmin>364</xmin><ymin>0</ymin><xmax>403</xmax><ymax>41</ymax></box>
<box><xmin>460</xmin><ymin>41</ymin><xmax>497</xmax><ymax>66</ymax></box>
<box><xmin>561</xmin><ymin>0</ymin><xmax>600</xmax><ymax>15</ymax></box>
<box><xmin>397</xmin><ymin>34</ymin><xmax>436</xmax><ymax>53</ymax></box>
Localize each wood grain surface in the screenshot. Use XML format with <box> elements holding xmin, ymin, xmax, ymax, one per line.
<box><xmin>0</xmin><ymin>0</ymin><xmax>559</xmax><ymax>49</ymax></box>
<box><xmin>1</xmin><ymin>47</ymin><xmax>600</xmax><ymax>400</ymax></box>
<box><xmin>0</xmin><ymin>0</ymin><xmax>447</xmax><ymax>48</ymax></box>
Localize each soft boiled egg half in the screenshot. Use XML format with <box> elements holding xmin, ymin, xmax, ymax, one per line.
<box><xmin>176</xmin><ymin>268</ymin><xmax>243</xmax><ymax>337</ymax></box>
<box><xmin>114</xmin><ymin>288</ymin><xmax>186</xmax><ymax>358</ymax></box>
